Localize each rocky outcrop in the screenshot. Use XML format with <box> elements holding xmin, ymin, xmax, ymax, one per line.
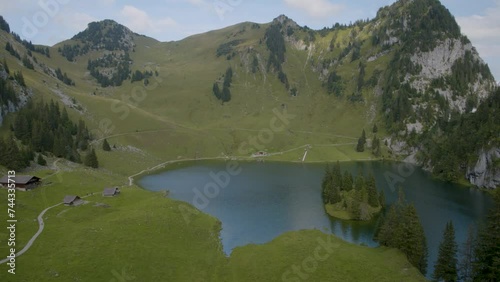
<box><xmin>467</xmin><ymin>148</ymin><xmax>500</xmax><ymax>189</ymax></box>
<box><xmin>0</xmin><ymin>70</ymin><xmax>31</xmax><ymax>126</ymax></box>
<box><xmin>408</xmin><ymin>38</ymin><xmax>494</xmax><ymax>113</ymax></box>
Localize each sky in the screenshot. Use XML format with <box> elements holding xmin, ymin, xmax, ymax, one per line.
<box><xmin>1</xmin><ymin>0</ymin><xmax>499</xmax><ymax>81</ymax></box>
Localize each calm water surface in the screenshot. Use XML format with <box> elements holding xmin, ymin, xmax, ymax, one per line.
<box><xmin>138</xmin><ymin>161</ymin><xmax>493</xmax><ymax>276</ymax></box>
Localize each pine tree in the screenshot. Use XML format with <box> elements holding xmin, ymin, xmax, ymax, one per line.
<box><xmin>350</xmin><ymin>200</ymin><xmax>361</xmax><ymax>220</ymax></box>
<box><xmin>102</xmin><ymin>138</ymin><xmax>111</xmax><ymax>151</ymax></box>
<box><xmin>212</xmin><ymin>82</ymin><xmax>221</xmax><ymax>100</ymax></box>
<box><xmin>458</xmin><ymin>225</ymin><xmax>475</xmax><ymax>282</ymax></box>
<box><xmin>84</xmin><ymin>148</ymin><xmax>99</xmax><ymax>168</ymax></box>
<box><xmin>332</xmin><ymin>161</ymin><xmax>343</xmax><ymax>191</ymax></box>
<box><xmin>374</xmin><ymin>190</ymin><xmax>428</xmax><ymax>276</ymax></box>
<box><xmin>2</xmin><ymin>58</ymin><xmax>9</xmax><ymax>74</ymax></box>
<box><xmin>473</xmin><ymin>189</ymin><xmax>500</xmax><ymax>280</ymax></box>
<box><xmin>433</xmin><ymin>221</ymin><xmax>458</xmax><ymax>282</ymax></box>
<box><xmin>342</xmin><ymin>171</ymin><xmax>353</xmax><ymax>191</ymax></box>
<box><xmin>373</xmin><ymin>123</ymin><xmax>378</xmax><ymax>133</ymax></box>
<box><xmin>372</xmin><ymin>134</ymin><xmax>381</xmax><ymax>157</ymax></box>
<box><xmin>322</xmin><ymin>164</ymin><xmax>333</xmax><ymax>203</ymax></box>
<box><xmin>402</xmin><ymin>204</ymin><xmax>428</xmax><ymax>275</ymax></box>
<box><xmin>356</xmin><ymin>129</ymin><xmax>366</xmax><ymax>152</ymax></box>
<box><xmin>37</xmin><ymin>154</ymin><xmax>47</xmax><ymax>166</ymax></box>
<box><xmin>331</xmin><ymin>186</ymin><xmax>341</xmax><ymax>204</ymax></box>
<box><xmin>366</xmin><ymin>174</ymin><xmax>379</xmax><ymax>207</ymax></box>
<box><xmin>378</xmin><ymin>189</ymin><xmax>386</xmax><ymax>208</ymax></box>
<box><xmin>221</xmin><ymin>86</ymin><xmax>231</xmax><ymax>103</ymax></box>
<box><xmin>354</xmin><ymin>173</ymin><xmax>364</xmax><ymax>191</ymax></box>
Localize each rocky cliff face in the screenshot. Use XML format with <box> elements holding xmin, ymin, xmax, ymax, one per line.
<box><xmin>0</xmin><ymin>69</ymin><xmax>31</xmax><ymax>126</ymax></box>
<box><xmin>409</xmin><ymin>38</ymin><xmax>494</xmax><ymax>113</ymax></box>
<box><xmin>467</xmin><ymin>148</ymin><xmax>500</xmax><ymax>189</ymax></box>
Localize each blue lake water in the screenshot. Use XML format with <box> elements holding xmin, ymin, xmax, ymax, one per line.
<box><xmin>138</xmin><ymin>161</ymin><xmax>493</xmax><ymax>276</ymax></box>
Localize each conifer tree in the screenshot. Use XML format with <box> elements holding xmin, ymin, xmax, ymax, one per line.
<box><xmin>102</xmin><ymin>138</ymin><xmax>111</xmax><ymax>151</ymax></box>
<box><xmin>378</xmin><ymin>189</ymin><xmax>386</xmax><ymax>208</ymax></box>
<box><xmin>37</xmin><ymin>154</ymin><xmax>47</xmax><ymax>166</ymax></box>
<box><xmin>433</xmin><ymin>221</ymin><xmax>458</xmax><ymax>282</ymax></box>
<box><xmin>366</xmin><ymin>174</ymin><xmax>379</xmax><ymax>207</ymax></box>
<box><xmin>213</xmin><ymin>82</ymin><xmax>221</xmax><ymax>100</ymax></box>
<box><xmin>342</xmin><ymin>171</ymin><xmax>353</xmax><ymax>191</ymax></box>
<box><xmin>374</xmin><ymin>189</ymin><xmax>428</xmax><ymax>275</ymax></box>
<box><xmin>458</xmin><ymin>225</ymin><xmax>475</xmax><ymax>282</ymax></box>
<box><xmin>356</xmin><ymin>129</ymin><xmax>366</xmax><ymax>152</ymax></box>
<box><xmin>372</xmin><ymin>135</ymin><xmax>381</xmax><ymax>157</ymax></box>
<box><xmin>84</xmin><ymin>148</ymin><xmax>99</xmax><ymax>168</ymax></box>
<box><xmin>373</xmin><ymin>123</ymin><xmax>378</xmax><ymax>133</ymax></box>
<box><xmin>354</xmin><ymin>173</ymin><xmax>365</xmax><ymax>191</ymax></box>
<box><xmin>473</xmin><ymin>189</ymin><xmax>500</xmax><ymax>280</ymax></box>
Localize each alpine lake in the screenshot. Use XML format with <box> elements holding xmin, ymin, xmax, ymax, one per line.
<box><xmin>138</xmin><ymin>160</ymin><xmax>493</xmax><ymax>276</ymax></box>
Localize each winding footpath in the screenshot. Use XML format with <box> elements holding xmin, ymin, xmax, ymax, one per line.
<box><xmin>0</xmin><ymin>193</ymin><xmax>98</xmax><ymax>265</ymax></box>
<box><xmin>0</xmin><ymin>202</ymin><xmax>61</xmax><ymax>265</ymax></box>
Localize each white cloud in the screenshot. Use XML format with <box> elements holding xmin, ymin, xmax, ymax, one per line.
<box><xmin>456</xmin><ymin>4</ymin><xmax>500</xmax><ymax>55</ymax></box>
<box><xmin>186</xmin><ymin>0</ymin><xmax>207</xmax><ymax>6</ymax></box>
<box><xmin>53</xmin><ymin>11</ymin><xmax>96</xmax><ymax>34</ymax></box>
<box><xmin>101</xmin><ymin>0</ymin><xmax>116</xmax><ymax>5</ymax></box>
<box><xmin>456</xmin><ymin>1</ymin><xmax>500</xmax><ymax>80</ymax></box>
<box><xmin>120</xmin><ymin>5</ymin><xmax>178</xmax><ymax>33</ymax></box>
<box><xmin>283</xmin><ymin>0</ymin><xmax>344</xmax><ymax>18</ymax></box>
<box><xmin>68</xmin><ymin>13</ymin><xmax>97</xmax><ymax>31</ymax></box>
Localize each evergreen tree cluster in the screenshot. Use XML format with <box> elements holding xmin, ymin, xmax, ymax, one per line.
<box><xmin>131</xmin><ymin>69</ymin><xmax>153</xmax><ymax>83</ymax></box>
<box><xmin>13</xmin><ymin>99</ymin><xmax>93</xmax><ymax>164</ymax></box>
<box><xmin>322</xmin><ymin>162</ymin><xmax>383</xmax><ymax>221</ymax></box>
<box><xmin>11</xmin><ymin>32</ymin><xmax>50</xmax><ymax>58</ymax></box>
<box><xmin>22</xmin><ymin>55</ymin><xmax>34</xmax><ymax>70</ymax></box>
<box><xmin>265</xmin><ymin>23</ymin><xmax>289</xmax><ymax>89</ymax></box>
<box><xmin>13</xmin><ymin>71</ymin><xmax>26</xmax><ymax>87</ymax></box>
<box><xmin>325</xmin><ymin>71</ymin><xmax>343</xmax><ymax>96</ymax></box>
<box><xmin>5</xmin><ymin>42</ymin><xmax>21</xmax><ymax>60</ymax></box>
<box><xmin>55</xmin><ymin>67</ymin><xmax>75</xmax><ymax>86</ymax></box>
<box><xmin>430</xmin><ymin>190</ymin><xmax>500</xmax><ymax>281</ymax></box>
<box><xmin>216</xmin><ymin>39</ymin><xmax>243</xmax><ymax>58</ymax></box>
<box><xmin>59</xmin><ymin>21</ymin><xmax>134</xmax><ymax>61</ymax></box>
<box><xmin>0</xmin><ymin>136</ymin><xmax>33</xmax><ymax>171</ymax></box>
<box><xmin>374</xmin><ymin>0</ymin><xmax>461</xmax><ymax>52</ymax></box>
<box><xmin>420</xmin><ymin>87</ymin><xmax>500</xmax><ymax>182</ymax></box>
<box><xmin>72</xmin><ymin>20</ymin><xmax>135</xmax><ymax>52</ymax></box>
<box><xmin>87</xmin><ymin>52</ymin><xmax>131</xmax><ymax>87</ymax></box>
<box><xmin>472</xmin><ymin>189</ymin><xmax>500</xmax><ymax>280</ymax></box>
<box><xmin>0</xmin><ymin>15</ymin><xmax>10</xmax><ymax>33</ymax></box>
<box><xmin>0</xmin><ymin>61</ymin><xmax>19</xmax><ymax>109</ymax></box>
<box><xmin>212</xmin><ymin>67</ymin><xmax>233</xmax><ymax>103</ymax></box>
<box><xmin>58</xmin><ymin>43</ymin><xmax>88</xmax><ymax>62</ymax></box>
<box><xmin>251</xmin><ymin>56</ymin><xmax>259</xmax><ymax>74</ymax></box>
<box><xmin>375</xmin><ymin>189</ymin><xmax>428</xmax><ymax>275</ymax></box>
<box><xmin>433</xmin><ymin>221</ymin><xmax>458</xmax><ymax>282</ymax></box>
<box><xmin>447</xmin><ymin>50</ymin><xmax>493</xmax><ymax>96</ymax></box>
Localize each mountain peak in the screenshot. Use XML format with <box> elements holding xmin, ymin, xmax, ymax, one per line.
<box><xmin>273</xmin><ymin>15</ymin><xmax>299</xmax><ymax>28</ymax></box>
<box><xmin>71</xmin><ymin>19</ymin><xmax>136</xmax><ymax>52</ymax></box>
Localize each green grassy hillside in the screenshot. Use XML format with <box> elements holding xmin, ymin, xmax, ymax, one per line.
<box><xmin>2</xmin><ymin>0</ymin><xmax>496</xmax><ymax>280</ymax></box>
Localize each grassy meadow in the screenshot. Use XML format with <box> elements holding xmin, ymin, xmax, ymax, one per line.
<box><xmin>0</xmin><ymin>17</ymin><xmax>424</xmax><ymax>281</ymax></box>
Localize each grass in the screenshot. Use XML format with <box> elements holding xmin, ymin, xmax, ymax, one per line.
<box><xmin>228</xmin><ymin>230</ymin><xmax>426</xmax><ymax>282</ymax></box>
<box><xmin>0</xmin><ymin>18</ymin><xmax>426</xmax><ymax>281</ymax></box>
<box><xmin>0</xmin><ymin>163</ymin><xmax>426</xmax><ymax>281</ymax></box>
